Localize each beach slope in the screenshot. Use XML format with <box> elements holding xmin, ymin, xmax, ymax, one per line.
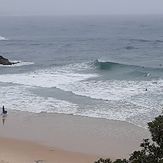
<box><xmin>0</xmin><ymin>111</ymin><xmax>150</xmax><ymax>162</ymax></box>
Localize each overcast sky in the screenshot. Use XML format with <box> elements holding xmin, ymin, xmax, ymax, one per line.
<box><xmin>0</xmin><ymin>0</ymin><xmax>163</xmax><ymax>16</ymax></box>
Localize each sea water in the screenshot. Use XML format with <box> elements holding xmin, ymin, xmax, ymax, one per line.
<box><xmin>0</xmin><ymin>15</ymin><xmax>163</xmax><ymax>127</ymax></box>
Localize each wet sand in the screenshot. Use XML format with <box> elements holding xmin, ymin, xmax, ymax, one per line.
<box><xmin>0</xmin><ymin>110</ymin><xmax>150</xmax><ymax>162</ymax></box>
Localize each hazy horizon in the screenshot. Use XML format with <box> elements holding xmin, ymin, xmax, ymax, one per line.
<box><xmin>0</xmin><ymin>0</ymin><xmax>163</xmax><ymax>16</ymax></box>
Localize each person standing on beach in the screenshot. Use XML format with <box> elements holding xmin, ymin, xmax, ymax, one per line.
<box><xmin>2</xmin><ymin>105</ymin><xmax>7</xmax><ymax>115</ymax></box>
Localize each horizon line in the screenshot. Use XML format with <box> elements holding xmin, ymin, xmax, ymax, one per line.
<box><xmin>0</xmin><ymin>13</ymin><xmax>163</xmax><ymax>17</ymax></box>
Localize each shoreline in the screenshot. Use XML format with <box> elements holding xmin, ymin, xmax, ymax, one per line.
<box><xmin>0</xmin><ymin>110</ymin><xmax>150</xmax><ymax>161</ymax></box>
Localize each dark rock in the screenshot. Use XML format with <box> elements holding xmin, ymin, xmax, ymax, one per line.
<box><xmin>0</xmin><ymin>56</ymin><xmax>18</xmax><ymax>65</ymax></box>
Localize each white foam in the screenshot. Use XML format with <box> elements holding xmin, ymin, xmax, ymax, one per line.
<box><xmin>0</xmin><ymin>85</ymin><xmax>78</xmax><ymax>114</ymax></box>
<box><xmin>0</xmin><ymin>64</ymin><xmax>162</xmax><ymax>127</ymax></box>
<box><xmin>0</xmin><ymin>66</ymin><xmax>162</xmax><ymax>107</ymax></box>
<box><xmin>0</xmin><ymin>36</ymin><xmax>8</xmax><ymax>41</ymax></box>
<box><xmin>60</xmin><ymin>62</ymin><xmax>92</xmax><ymax>72</ymax></box>
<box><xmin>59</xmin><ymin>79</ymin><xmax>162</xmax><ymax>101</ymax></box>
<box><xmin>0</xmin><ymin>67</ymin><xmax>97</xmax><ymax>88</ymax></box>
<box><xmin>76</xmin><ymin>104</ymin><xmax>131</xmax><ymax>122</ymax></box>
<box><xmin>74</xmin><ymin>99</ymin><xmax>160</xmax><ymax>127</ymax></box>
<box><xmin>56</xmin><ymin>78</ymin><xmax>163</xmax><ymax>123</ymax></box>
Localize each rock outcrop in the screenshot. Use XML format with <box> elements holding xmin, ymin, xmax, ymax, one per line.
<box><xmin>0</xmin><ymin>56</ymin><xmax>16</xmax><ymax>65</ymax></box>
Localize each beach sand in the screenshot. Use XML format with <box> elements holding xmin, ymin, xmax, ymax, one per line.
<box><xmin>0</xmin><ymin>110</ymin><xmax>150</xmax><ymax>162</ymax></box>
<box><xmin>0</xmin><ymin>137</ymin><xmax>96</xmax><ymax>163</ymax></box>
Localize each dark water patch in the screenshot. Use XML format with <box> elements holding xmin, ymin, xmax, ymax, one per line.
<box><xmin>29</xmin><ymin>43</ymin><xmax>41</xmax><ymax>46</ymax></box>
<box><xmin>129</xmin><ymin>38</ymin><xmax>163</xmax><ymax>44</ymax></box>
<box><xmin>155</xmin><ymin>40</ymin><xmax>163</xmax><ymax>43</ymax></box>
<box><xmin>129</xmin><ymin>38</ymin><xmax>152</xmax><ymax>43</ymax></box>
<box><xmin>125</xmin><ymin>45</ymin><xmax>137</xmax><ymax>50</ymax></box>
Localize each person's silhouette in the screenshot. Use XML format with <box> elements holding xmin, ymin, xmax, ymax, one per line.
<box><xmin>2</xmin><ymin>106</ymin><xmax>7</xmax><ymax>115</ymax></box>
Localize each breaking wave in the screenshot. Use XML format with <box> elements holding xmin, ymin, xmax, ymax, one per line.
<box><xmin>0</xmin><ymin>63</ymin><xmax>162</xmax><ymax>103</ymax></box>
<box><xmin>94</xmin><ymin>59</ymin><xmax>133</xmax><ymax>70</ymax></box>
<box><xmin>0</xmin><ymin>62</ymin><xmax>162</xmax><ymax>127</ymax></box>
<box><xmin>94</xmin><ymin>59</ymin><xmax>162</xmax><ymax>70</ymax></box>
<box><xmin>94</xmin><ymin>60</ymin><xmax>163</xmax><ymax>76</ymax></box>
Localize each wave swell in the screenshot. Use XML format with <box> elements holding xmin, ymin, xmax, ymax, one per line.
<box><xmin>94</xmin><ymin>59</ymin><xmax>140</xmax><ymax>70</ymax></box>
<box><xmin>93</xmin><ymin>59</ymin><xmax>163</xmax><ymax>80</ymax></box>
<box><xmin>94</xmin><ymin>59</ymin><xmax>163</xmax><ymax>71</ymax></box>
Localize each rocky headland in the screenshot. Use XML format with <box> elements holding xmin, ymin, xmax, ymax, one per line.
<box><xmin>0</xmin><ymin>56</ymin><xmax>18</xmax><ymax>65</ymax></box>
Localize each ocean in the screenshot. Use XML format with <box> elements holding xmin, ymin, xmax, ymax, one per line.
<box><xmin>0</xmin><ymin>15</ymin><xmax>163</xmax><ymax>127</ymax></box>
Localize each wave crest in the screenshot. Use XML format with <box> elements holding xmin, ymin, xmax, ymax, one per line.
<box><xmin>94</xmin><ymin>59</ymin><xmax>163</xmax><ymax>71</ymax></box>
<box><xmin>94</xmin><ymin>59</ymin><xmax>136</xmax><ymax>70</ymax></box>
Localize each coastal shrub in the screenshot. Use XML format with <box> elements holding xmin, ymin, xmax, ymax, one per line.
<box><xmin>94</xmin><ymin>158</ymin><xmax>112</xmax><ymax>163</ymax></box>
<box><xmin>94</xmin><ymin>158</ymin><xmax>128</xmax><ymax>163</ymax></box>
<box><xmin>113</xmin><ymin>159</ymin><xmax>128</xmax><ymax>163</ymax></box>
<box><xmin>148</xmin><ymin>115</ymin><xmax>163</xmax><ymax>148</ymax></box>
<box><xmin>94</xmin><ymin>114</ymin><xmax>163</xmax><ymax>163</ymax></box>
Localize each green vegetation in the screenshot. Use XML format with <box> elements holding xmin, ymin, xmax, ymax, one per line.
<box><xmin>95</xmin><ymin>114</ymin><xmax>163</xmax><ymax>163</ymax></box>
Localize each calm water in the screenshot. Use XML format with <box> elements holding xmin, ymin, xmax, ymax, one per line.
<box><xmin>0</xmin><ymin>15</ymin><xmax>163</xmax><ymax>127</ymax></box>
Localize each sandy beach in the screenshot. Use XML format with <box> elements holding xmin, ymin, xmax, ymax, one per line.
<box><xmin>0</xmin><ymin>137</ymin><xmax>96</xmax><ymax>163</ymax></box>
<box><xmin>0</xmin><ymin>110</ymin><xmax>150</xmax><ymax>162</ymax></box>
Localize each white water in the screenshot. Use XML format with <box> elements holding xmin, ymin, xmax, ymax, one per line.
<box><xmin>0</xmin><ymin>85</ymin><xmax>78</xmax><ymax>114</ymax></box>
<box><xmin>0</xmin><ymin>65</ymin><xmax>163</xmax><ymax>106</ymax></box>
<box><xmin>0</xmin><ymin>64</ymin><xmax>162</xmax><ymax>127</ymax></box>
<box><xmin>0</xmin><ymin>36</ymin><xmax>8</xmax><ymax>41</ymax></box>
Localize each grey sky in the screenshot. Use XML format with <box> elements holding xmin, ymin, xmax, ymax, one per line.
<box><xmin>0</xmin><ymin>0</ymin><xmax>163</xmax><ymax>16</ymax></box>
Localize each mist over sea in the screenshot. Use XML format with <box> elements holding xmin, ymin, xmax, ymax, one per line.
<box><xmin>0</xmin><ymin>15</ymin><xmax>163</xmax><ymax>127</ymax></box>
